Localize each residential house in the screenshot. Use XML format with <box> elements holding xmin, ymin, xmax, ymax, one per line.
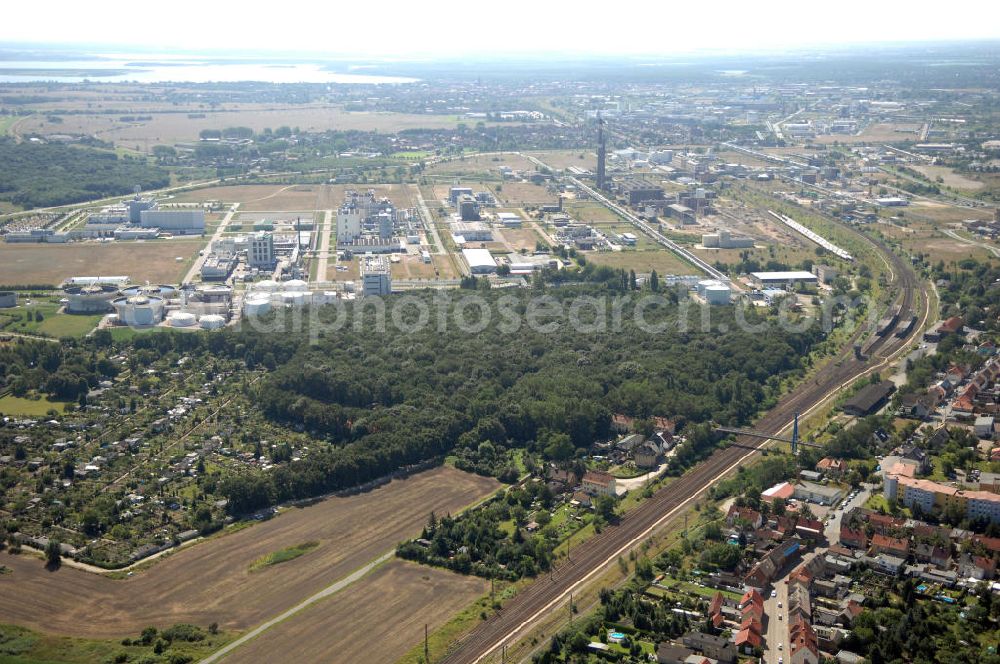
<box><xmin>816</xmin><ymin>457</ymin><xmax>848</xmax><ymax>477</ymax></box>
<box><xmin>959</xmin><ymin>554</ymin><xmax>997</xmax><ymax>580</ymax></box>
<box><xmin>581</xmin><ymin>471</ymin><xmax>617</xmax><ymax>496</ymax></box>
<box><xmin>789</xmin><ymin>614</ymin><xmax>820</xmax><ymax>664</ymax></box>
<box><xmin>681</xmin><ymin>631</ymin><xmax>737</xmax><ymax>664</ymax></box>
<box><xmin>871</xmin><ymin>533</ymin><xmax>910</xmax><ymax>558</ymax></box>
<box><xmin>656</xmin><ymin>643</ymin><xmax>695</xmax><ymax>664</ymax></box>
<box><xmin>726</xmin><ymin>505</ymin><xmax>764</xmax><ymax>530</ymax></box>
<box><xmin>635</xmin><ymin>441</ymin><xmax>662</xmax><ymax>468</ymax></box>
<box><xmin>839</xmin><ymin>526</ymin><xmax>867</xmax><ymax>549</ymax></box>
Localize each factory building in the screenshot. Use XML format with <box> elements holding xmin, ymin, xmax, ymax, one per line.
<box><xmin>749</xmin><ymin>271</ymin><xmax>818</xmax><ymax>288</ymax></box>
<box><xmin>462</xmin><ymin>248</ymin><xmax>497</xmax><ymax>274</ymax></box>
<box><xmin>248</xmin><ymin>231</ymin><xmax>276</xmax><ymax>269</ymax></box>
<box><xmin>451</xmin><ymin>222</ymin><xmax>493</xmax><ymax>242</ymax></box>
<box><xmin>618</xmin><ymin>178</ymin><xmax>665</xmax><ymax>207</ymax></box>
<box><xmin>361</xmin><ymin>254</ymin><xmax>392</xmax><ymax>296</ymax></box>
<box><xmin>126</xmin><ymin>195</ymin><xmax>156</xmax><ymax>223</ymax></box>
<box><xmin>458</xmin><ymin>195</ymin><xmax>481</xmax><ymax>221</ymax></box>
<box><xmin>496</xmin><ymin>212</ymin><xmax>522</xmax><ymax>228</ymax></box>
<box><xmin>701</xmin><ymin>229</ymin><xmax>754</xmax><ymax>249</ymax></box>
<box><xmin>139</xmin><ymin>209</ymin><xmax>205</xmax><ymax>234</ymax></box>
<box><xmin>449</xmin><ymin>187</ymin><xmax>473</xmax><ymax>204</ymax></box>
<box><xmin>337</xmin><ymin>204</ymin><xmax>363</xmax><ymax>242</ymax></box>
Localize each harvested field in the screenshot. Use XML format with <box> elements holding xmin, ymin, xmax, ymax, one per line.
<box><xmin>0</xmin><ymin>240</ymin><xmax>202</xmax><ymax>286</ymax></box>
<box><xmin>526</xmin><ymin>149</ymin><xmax>597</xmax><ymax>172</ymax></box>
<box><xmin>19</xmin><ymin>107</ymin><xmax>473</xmax><ymax>146</ymax></box>
<box><xmin>426</xmin><ymin>153</ymin><xmax>536</xmax><ymax>176</ymax></box>
<box><xmin>218</xmin><ymin>561</ymin><xmax>486</xmax><ymax>664</ymax></box>
<box><xmin>496</xmin><ymin>183</ymin><xmax>558</xmax><ymax>207</ymax></box>
<box><xmin>0</xmin><ymin>467</ymin><xmax>498</xmax><ymax>638</ymax></box>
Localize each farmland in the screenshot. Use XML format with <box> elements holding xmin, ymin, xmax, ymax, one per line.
<box><xmin>0</xmin><ymin>467</ymin><xmax>499</xmax><ymax>638</ymax></box>
<box><xmin>0</xmin><ymin>240</ymin><xmax>203</xmax><ymax>286</ymax></box>
<box><xmin>18</xmin><ymin>107</ymin><xmax>477</xmax><ymax>147</ymax></box>
<box><xmin>218</xmin><ymin>561</ymin><xmax>487</xmax><ymax>664</ymax></box>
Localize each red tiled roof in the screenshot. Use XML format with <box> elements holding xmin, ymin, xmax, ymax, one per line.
<box><xmin>735</xmin><ymin>628</ymin><xmax>762</xmax><ymax>648</ymax></box>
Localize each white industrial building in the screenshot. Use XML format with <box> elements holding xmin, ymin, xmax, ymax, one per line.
<box><xmin>451</xmin><ymin>221</ymin><xmax>493</xmax><ymax>242</ymax></box>
<box><xmin>462</xmin><ymin>248</ymin><xmax>497</xmax><ymax>274</ymax></box>
<box><xmin>496</xmin><ymin>212</ymin><xmax>522</xmax><ymax>228</ymax></box>
<box><xmin>139</xmin><ymin>209</ymin><xmax>205</xmax><ymax>234</ymax></box>
<box><xmin>336</xmin><ymin>205</ymin><xmax>363</xmax><ymax>242</ymax></box>
<box><xmin>361</xmin><ymin>254</ymin><xmax>392</xmax><ymax>296</ymax></box>
<box><xmin>248</xmin><ymin>231</ymin><xmax>276</xmax><ymax>269</ymax></box>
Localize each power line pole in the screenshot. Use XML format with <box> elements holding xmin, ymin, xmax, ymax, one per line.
<box><xmin>424</xmin><ymin>623</ymin><xmax>429</xmax><ymax>664</ymax></box>
<box><xmin>568</xmin><ymin>592</ymin><xmax>573</xmax><ymax>627</ymax></box>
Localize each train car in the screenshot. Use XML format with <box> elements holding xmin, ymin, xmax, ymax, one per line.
<box><xmin>895</xmin><ymin>314</ymin><xmax>917</xmax><ymax>338</ymax></box>
<box><xmin>875</xmin><ymin>304</ymin><xmax>902</xmax><ymax>337</ymax></box>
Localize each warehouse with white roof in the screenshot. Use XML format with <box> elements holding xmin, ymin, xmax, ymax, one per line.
<box><xmin>462</xmin><ymin>248</ymin><xmax>497</xmax><ymax>274</ymax></box>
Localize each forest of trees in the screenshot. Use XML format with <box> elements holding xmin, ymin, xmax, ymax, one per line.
<box><xmin>0</xmin><ymin>139</ymin><xmax>169</xmax><ymax>208</ymax></box>
<box><xmin>217</xmin><ymin>286</ymin><xmax>823</xmax><ymax>512</ymax></box>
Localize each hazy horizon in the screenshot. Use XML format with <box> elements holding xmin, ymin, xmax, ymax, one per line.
<box><xmin>3</xmin><ymin>0</ymin><xmax>1000</xmax><ymax>59</ymax></box>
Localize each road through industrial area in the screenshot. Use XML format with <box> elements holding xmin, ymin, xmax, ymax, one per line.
<box><xmin>439</xmin><ymin>183</ymin><xmax>927</xmax><ymax>664</ymax></box>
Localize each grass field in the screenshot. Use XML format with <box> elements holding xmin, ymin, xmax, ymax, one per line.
<box><xmin>586</xmin><ymin>249</ymin><xmax>699</xmax><ymax>275</ymax></box>
<box><xmin>0</xmin><ymin>394</ymin><xmax>69</xmax><ymax>416</ymax></box>
<box><xmin>0</xmin><ymin>623</ymin><xmax>233</xmax><ymax>664</ymax></box>
<box><xmin>912</xmin><ymin>165</ymin><xmax>984</xmax><ymax>191</ymax></box>
<box><xmin>0</xmin><ymin>241</ymin><xmax>203</xmax><ymax>286</ymax></box>
<box><xmin>0</xmin><ymin>467</ymin><xmax>498</xmax><ymax>638</ymax></box>
<box><xmin>248</xmin><ymin>541</ymin><xmax>319</xmax><ymax>573</ymax></box>
<box><xmin>218</xmin><ymin>561</ymin><xmax>487</xmax><ymax>664</ymax></box>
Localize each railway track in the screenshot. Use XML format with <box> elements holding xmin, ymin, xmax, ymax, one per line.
<box><xmin>438</xmin><ymin>214</ymin><xmax>924</xmax><ymax>664</ymax></box>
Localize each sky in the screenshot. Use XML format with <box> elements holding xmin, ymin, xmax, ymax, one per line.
<box><xmin>3</xmin><ymin>0</ymin><xmax>1000</xmax><ymax>58</ymax></box>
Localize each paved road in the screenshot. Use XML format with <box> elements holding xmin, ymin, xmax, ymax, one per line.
<box><xmin>314</xmin><ymin>209</ymin><xmax>334</xmax><ymax>280</ymax></box>
<box><xmin>183</xmin><ymin>203</ymin><xmax>239</xmax><ymax>284</ymax></box>
<box><xmin>409</xmin><ymin>183</ymin><xmax>447</xmax><ymax>257</ymax></box>
<box><xmin>199</xmin><ymin>550</ymin><xmax>394</xmax><ymax>664</ymax></box>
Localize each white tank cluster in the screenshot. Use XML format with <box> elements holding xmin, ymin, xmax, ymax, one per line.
<box><xmin>696</xmin><ymin>279</ymin><xmax>732</xmax><ymax>305</ymax></box>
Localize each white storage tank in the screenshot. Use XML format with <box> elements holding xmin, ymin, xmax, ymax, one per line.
<box><xmin>244</xmin><ymin>294</ymin><xmax>272</xmax><ymax>316</ymax></box>
<box><xmin>255</xmin><ymin>279</ymin><xmax>279</xmax><ymax>292</ymax></box>
<box><xmin>696</xmin><ymin>279</ymin><xmax>720</xmax><ymax>297</ymax></box>
<box><xmin>279</xmin><ymin>291</ymin><xmax>306</xmax><ymax>306</ymax></box>
<box><xmin>704</xmin><ymin>284</ymin><xmax>732</xmax><ymax>305</ymax></box>
<box><xmin>112</xmin><ymin>294</ymin><xmax>165</xmax><ymax>327</ymax></box>
<box><xmin>64</xmin><ymin>284</ymin><xmax>119</xmax><ymax>313</ymax></box>
<box><xmin>168</xmin><ymin>311</ymin><xmax>197</xmax><ymax>327</ymax></box>
<box><xmin>199</xmin><ymin>314</ymin><xmax>226</xmax><ymax>330</ymax></box>
<box><xmin>283</xmin><ymin>279</ymin><xmax>308</xmax><ymax>291</ymax></box>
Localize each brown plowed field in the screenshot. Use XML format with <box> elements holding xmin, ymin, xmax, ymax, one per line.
<box><xmin>220</xmin><ymin>560</ymin><xmax>486</xmax><ymax>664</ymax></box>
<box><xmin>0</xmin><ymin>467</ymin><xmax>498</xmax><ymax>638</ymax></box>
